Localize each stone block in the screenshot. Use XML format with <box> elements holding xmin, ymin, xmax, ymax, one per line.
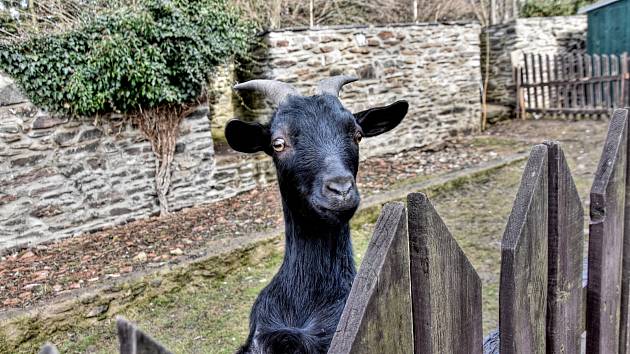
<box><xmin>31</xmin><ymin>114</ymin><xmax>67</xmax><ymax>130</ymax></box>
<box><xmin>0</xmin><ymin>73</ymin><xmax>27</xmax><ymax>106</ymax></box>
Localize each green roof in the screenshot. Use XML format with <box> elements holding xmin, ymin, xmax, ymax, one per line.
<box><xmin>578</xmin><ymin>0</ymin><xmax>621</xmax><ymax>13</ymax></box>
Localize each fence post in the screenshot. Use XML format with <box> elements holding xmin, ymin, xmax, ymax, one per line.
<box><xmin>499</xmin><ymin>144</ymin><xmax>549</xmax><ymax>353</ymax></box>
<box><xmin>618</xmin><ymin>108</ymin><xmax>630</xmax><ymax>354</ymax></box>
<box><xmin>544</xmin><ymin>141</ymin><xmax>584</xmax><ymax>354</ymax></box>
<box><xmin>407</xmin><ymin>193</ymin><xmax>482</xmax><ymax>354</ymax></box>
<box><xmin>587</xmin><ymin>108</ymin><xmax>628</xmax><ymax>353</ymax></box>
<box><xmin>328</xmin><ymin>203</ymin><xmax>413</xmax><ymax>354</ymax></box>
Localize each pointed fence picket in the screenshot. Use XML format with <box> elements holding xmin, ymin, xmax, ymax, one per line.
<box><xmin>587</xmin><ymin>108</ymin><xmax>629</xmax><ymax>353</ymax></box>
<box><xmin>40</xmin><ymin>109</ymin><xmax>630</xmax><ymax>354</ymax></box>
<box><xmin>499</xmin><ymin>144</ymin><xmax>549</xmax><ymax>353</ymax></box>
<box><xmin>328</xmin><ymin>202</ymin><xmax>414</xmax><ymax>354</ymax></box>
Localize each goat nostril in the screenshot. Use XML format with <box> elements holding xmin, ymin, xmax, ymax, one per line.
<box><xmin>325</xmin><ymin>179</ymin><xmax>354</xmax><ymax>198</ymax></box>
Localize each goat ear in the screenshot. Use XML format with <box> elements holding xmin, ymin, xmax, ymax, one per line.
<box><xmin>354</xmin><ymin>100</ymin><xmax>408</xmax><ymax>137</ymax></box>
<box><xmin>225</xmin><ymin>119</ymin><xmax>271</xmax><ymax>154</ymax></box>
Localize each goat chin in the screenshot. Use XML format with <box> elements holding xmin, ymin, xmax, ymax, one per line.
<box><xmin>237</xmin><ymin>326</ymin><xmax>325</xmax><ymax>354</ymax></box>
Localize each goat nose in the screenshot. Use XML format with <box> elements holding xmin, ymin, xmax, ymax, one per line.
<box><xmin>324</xmin><ymin>177</ymin><xmax>354</xmax><ymax>198</ymax></box>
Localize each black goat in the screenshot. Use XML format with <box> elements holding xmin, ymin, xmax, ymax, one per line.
<box><xmin>225</xmin><ymin>76</ymin><xmax>408</xmax><ymax>354</ymax></box>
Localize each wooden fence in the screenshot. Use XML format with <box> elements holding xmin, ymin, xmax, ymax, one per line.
<box><xmin>332</xmin><ymin>108</ymin><xmax>630</xmax><ymax>353</ymax></box>
<box><xmin>515</xmin><ymin>53</ymin><xmax>630</xmax><ymax>118</ymax></box>
<box><xmin>41</xmin><ymin>107</ymin><xmax>630</xmax><ymax>353</ymax></box>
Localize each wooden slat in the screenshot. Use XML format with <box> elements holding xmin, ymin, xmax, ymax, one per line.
<box><xmin>531</xmin><ymin>54</ymin><xmax>539</xmax><ymax>109</ymax></box>
<box><xmin>594</xmin><ymin>55</ymin><xmax>602</xmax><ymax>107</ymax></box>
<box><xmin>569</xmin><ymin>54</ymin><xmax>577</xmax><ymax>110</ymax></box>
<box><xmin>612</xmin><ymin>55</ymin><xmax>620</xmax><ymax>108</ymax></box>
<box><xmin>520</xmin><ymin>75</ymin><xmax>622</xmax><ymax>88</ymax></box>
<box><xmin>407</xmin><ymin>193</ymin><xmax>483</xmax><ymax>354</ymax></box>
<box><xmin>603</xmin><ymin>55</ymin><xmax>611</xmax><ymax>108</ymax></box>
<box><xmin>546</xmin><ymin>54</ymin><xmax>553</xmax><ymax>110</ymax></box>
<box><xmin>519</xmin><ymin>67</ymin><xmax>526</xmax><ymax>119</ymax></box>
<box><xmin>544</xmin><ymin>141</ymin><xmax>584</xmax><ymax>354</ymax></box>
<box><xmin>328</xmin><ymin>203</ymin><xmax>413</xmax><ymax>354</ymax></box>
<box><xmin>500</xmin><ymin>144</ymin><xmax>548</xmax><ymax>354</ymax></box>
<box><xmin>538</xmin><ymin>54</ymin><xmax>546</xmax><ymax>110</ymax></box>
<box><xmin>553</xmin><ymin>55</ymin><xmax>564</xmax><ymax>108</ymax></box>
<box><xmin>514</xmin><ymin>66</ymin><xmax>522</xmax><ymax>120</ymax></box>
<box><xmin>563</xmin><ymin>56</ymin><xmax>571</xmax><ymax>109</ymax></box>
<box><xmin>619</xmin><ymin>108</ymin><xmax>630</xmax><ymax>354</ymax></box>
<box><xmin>526</xmin><ymin>107</ymin><xmax>612</xmax><ymax>115</ymax></box>
<box><xmin>586</xmin><ymin>109</ymin><xmax>629</xmax><ymax>353</ymax></box>
<box><xmin>586</xmin><ymin>54</ymin><xmax>594</xmax><ymax>107</ymax></box>
<box><xmin>576</xmin><ymin>55</ymin><xmax>586</xmax><ymax>108</ymax></box>
<box><xmin>621</xmin><ymin>53</ymin><xmax>629</xmax><ymax>107</ymax></box>
<box><xmin>524</xmin><ymin>53</ymin><xmax>533</xmax><ymax>109</ymax></box>
<box><xmin>117</xmin><ymin>317</ymin><xmax>173</xmax><ymax>354</ymax></box>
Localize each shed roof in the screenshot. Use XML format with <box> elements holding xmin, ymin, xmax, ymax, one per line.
<box><xmin>578</xmin><ymin>0</ymin><xmax>621</xmax><ymax>14</ymax></box>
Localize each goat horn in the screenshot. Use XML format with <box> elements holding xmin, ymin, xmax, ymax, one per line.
<box><xmin>233</xmin><ymin>80</ymin><xmax>299</xmax><ymax>106</ymax></box>
<box><xmin>315</xmin><ymin>75</ymin><xmax>358</xmax><ymax>97</ymax></box>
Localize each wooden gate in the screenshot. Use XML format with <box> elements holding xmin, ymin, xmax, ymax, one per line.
<box><xmin>514</xmin><ymin>53</ymin><xmax>630</xmax><ymax>118</ymax></box>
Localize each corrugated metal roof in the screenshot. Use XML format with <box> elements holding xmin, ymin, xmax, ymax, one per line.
<box><xmin>578</xmin><ymin>0</ymin><xmax>621</xmax><ymax>14</ymax></box>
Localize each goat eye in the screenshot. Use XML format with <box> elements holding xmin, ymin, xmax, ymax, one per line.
<box><xmin>354</xmin><ymin>131</ymin><xmax>363</xmax><ymax>144</ymax></box>
<box><xmin>272</xmin><ymin>138</ymin><xmax>285</xmax><ymax>152</ymax></box>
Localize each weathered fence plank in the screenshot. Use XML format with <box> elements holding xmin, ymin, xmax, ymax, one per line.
<box><xmin>577</xmin><ymin>55</ymin><xmax>585</xmax><ymax>108</ymax></box>
<box><xmin>407</xmin><ymin>193</ymin><xmax>482</xmax><ymax>354</ymax></box>
<box><xmin>499</xmin><ymin>144</ymin><xmax>548</xmax><ymax>354</ymax></box>
<box><xmin>543</xmin><ymin>141</ymin><xmax>584</xmax><ymax>354</ymax></box>
<box><xmin>587</xmin><ymin>108</ymin><xmax>628</xmax><ymax>354</ymax></box>
<box><xmin>618</xmin><ymin>108</ymin><xmax>630</xmax><ymax>354</ymax></box>
<box><xmin>586</xmin><ymin>54</ymin><xmax>594</xmax><ymax>107</ymax></box>
<box><xmin>328</xmin><ymin>203</ymin><xmax>413</xmax><ymax>354</ymax></box>
<box><xmin>117</xmin><ymin>317</ymin><xmax>173</xmax><ymax>354</ymax></box>
<box><xmin>603</xmin><ymin>55</ymin><xmax>611</xmax><ymax>109</ymax></box>
<box><xmin>594</xmin><ymin>55</ymin><xmax>602</xmax><ymax>107</ymax></box>
<box><xmin>622</xmin><ymin>55</ymin><xmax>629</xmax><ymax>107</ymax></box>
<box><xmin>524</xmin><ymin>53</ymin><xmax>533</xmax><ymax>109</ymax></box>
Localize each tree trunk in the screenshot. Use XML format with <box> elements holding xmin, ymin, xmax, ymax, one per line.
<box><xmin>135</xmin><ymin>105</ymin><xmax>192</xmax><ymax>216</ymax></box>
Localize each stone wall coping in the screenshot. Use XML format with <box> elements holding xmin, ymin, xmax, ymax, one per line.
<box><xmin>516</xmin><ymin>14</ymin><xmax>586</xmax><ymax>22</ymax></box>
<box><xmin>260</xmin><ymin>20</ymin><xmax>478</xmax><ymax>35</ymax></box>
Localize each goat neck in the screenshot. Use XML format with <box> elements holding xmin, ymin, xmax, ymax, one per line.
<box><xmin>279</xmin><ymin>202</ymin><xmax>356</xmax><ymax>280</ymax></box>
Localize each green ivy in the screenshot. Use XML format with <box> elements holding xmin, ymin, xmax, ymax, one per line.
<box><xmin>520</xmin><ymin>0</ymin><xmax>595</xmax><ymax>17</ymax></box>
<box><xmin>0</xmin><ymin>0</ymin><xmax>255</xmax><ymax>117</ymax></box>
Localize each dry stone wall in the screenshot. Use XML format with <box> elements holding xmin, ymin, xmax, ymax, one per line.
<box><xmin>238</xmin><ymin>22</ymin><xmax>482</xmax><ymax>158</ymax></box>
<box><xmin>0</xmin><ymin>74</ymin><xmax>274</xmax><ymax>249</ymax></box>
<box><xmin>482</xmin><ymin>16</ymin><xmax>587</xmax><ymax>108</ymax></box>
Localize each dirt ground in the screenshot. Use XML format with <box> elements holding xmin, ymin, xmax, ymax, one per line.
<box><xmin>3</xmin><ymin>118</ymin><xmax>611</xmax><ymax>353</ymax></box>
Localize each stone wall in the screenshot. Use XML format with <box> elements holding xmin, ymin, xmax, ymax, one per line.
<box><xmin>236</xmin><ymin>22</ymin><xmax>482</xmax><ymax>158</ymax></box>
<box><xmin>482</xmin><ymin>16</ymin><xmax>587</xmax><ymax>108</ymax></box>
<box><xmin>0</xmin><ymin>74</ymin><xmax>274</xmax><ymax>250</ymax></box>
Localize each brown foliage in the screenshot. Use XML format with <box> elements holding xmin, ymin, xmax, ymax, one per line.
<box><xmin>133</xmin><ymin>102</ymin><xmax>201</xmax><ymax>215</ymax></box>
<box><xmin>234</xmin><ymin>0</ymin><xmax>480</xmax><ymax>29</ymax></box>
